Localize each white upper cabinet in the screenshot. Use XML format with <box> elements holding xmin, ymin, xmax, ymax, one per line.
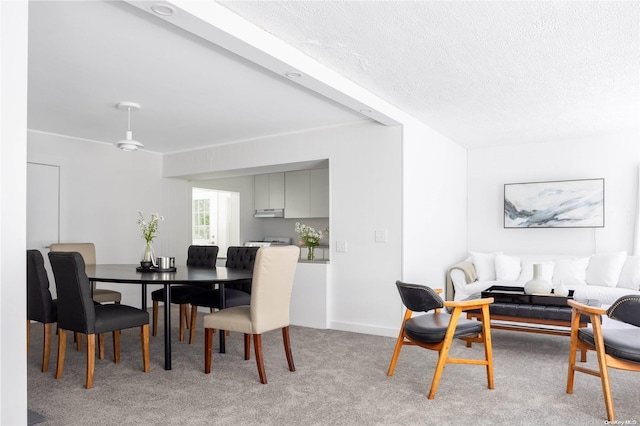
<box><xmin>254</xmin><ymin>172</ymin><xmax>285</xmax><ymax>210</ymax></box>
<box><xmin>285</xmin><ymin>168</ymin><xmax>329</xmax><ymax>218</ymax></box>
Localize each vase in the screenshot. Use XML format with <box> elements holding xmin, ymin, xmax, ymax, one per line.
<box><xmin>524</xmin><ymin>263</ymin><xmax>552</xmax><ymax>294</ymax></box>
<box><xmin>307</xmin><ymin>245</ymin><xmax>316</xmax><ymax>261</ymax></box>
<box><xmin>142</xmin><ymin>241</ymin><xmax>156</xmax><ymax>266</ymax></box>
<box><xmin>554</xmin><ymin>280</ymin><xmax>570</xmax><ymax>297</ymax></box>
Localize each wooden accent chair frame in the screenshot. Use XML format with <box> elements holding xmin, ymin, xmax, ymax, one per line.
<box><xmin>566</xmin><ymin>296</ymin><xmax>640</xmax><ymax>421</ymax></box>
<box><xmin>387</xmin><ymin>281</ymin><xmax>495</xmax><ymax>399</ymax></box>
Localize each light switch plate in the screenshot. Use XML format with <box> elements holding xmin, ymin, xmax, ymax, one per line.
<box><xmin>336</xmin><ymin>240</ymin><xmax>347</xmax><ymax>252</ymax></box>
<box><xmin>375</xmin><ymin>229</ymin><xmax>387</xmax><ymax>243</ymax></box>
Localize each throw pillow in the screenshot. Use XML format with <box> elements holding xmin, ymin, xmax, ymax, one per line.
<box><xmin>552</xmin><ymin>257</ymin><xmax>589</xmax><ymax>286</ymax></box>
<box><xmin>518</xmin><ymin>260</ymin><xmax>554</xmax><ymax>284</ymax></box>
<box><xmin>470</xmin><ymin>251</ymin><xmax>501</xmax><ymax>281</ymax></box>
<box><xmin>585</xmin><ymin>252</ymin><xmax>627</xmax><ymax>287</ymax></box>
<box><xmin>495</xmin><ymin>254</ymin><xmax>521</xmax><ymax>281</ymax></box>
<box><xmin>618</xmin><ymin>256</ymin><xmax>640</xmax><ymax>290</ymax></box>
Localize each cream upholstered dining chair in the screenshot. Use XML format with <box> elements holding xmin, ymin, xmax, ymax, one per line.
<box><xmin>566</xmin><ymin>296</ymin><xmax>640</xmax><ymax>421</ymax></box>
<box><xmin>203</xmin><ymin>245</ymin><xmax>300</xmax><ymax>384</ymax></box>
<box><xmin>49</xmin><ymin>243</ymin><xmax>122</xmax><ymax>305</ymax></box>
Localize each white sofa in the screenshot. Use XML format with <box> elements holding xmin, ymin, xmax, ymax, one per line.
<box><xmin>448</xmin><ymin>251</ymin><xmax>640</xmax><ymax>306</ymax></box>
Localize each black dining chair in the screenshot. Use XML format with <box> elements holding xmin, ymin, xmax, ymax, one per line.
<box><xmin>48</xmin><ymin>251</ymin><xmax>150</xmax><ymax>389</ymax></box>
<box><xmin>27</xmin><ymin>249</ymin><xmax>57</xmax><ymax>372</ymax></box>
<box><xmin>188</xmin><ymin>246</ymin><xmax>259</xmax><ymax>344</ymax></box>
<box><xmin>151</xmin><ymin>245</ymin><xmax>219</xmax><ymax>342</ymax></box>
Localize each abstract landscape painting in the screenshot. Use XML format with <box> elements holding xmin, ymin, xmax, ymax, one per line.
<box><xmin>504</xmin><ymin>179</ymin><xmax>604</xmax><ymax>228</ymax></box>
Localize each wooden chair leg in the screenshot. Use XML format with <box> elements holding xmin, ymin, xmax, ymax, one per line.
<box><xmin>566</xmin><ymin>308</ymin><xmax>581</xmax><ymax>395</ymax></box>
<box><xmin>75</xmin><ymin>332</ymin><xmax>82</xmax><ymax>351</ymax></box>
<box><xmin>141</xmin><ymin>324</ymin><xmax>150</xmax><ymax>373</ymax></box>
<box><xmin>98</xmin><ymin>333</ymin><xmax>105</xmax><ymax>360</ymax></box>
<box><xmin>282</xmin><ymin>326</ymin><xmax>295</xmax><ymax>372</ymax></box>
<box><xmin>183</xmin><ymin>304</ymin><xmax>190</xmax><ymax>329</ymax></box>
<box><xmin>481</xmin><ymin>305</ymin><xmax>494</xmax><ymax>390</ymax></box>
<box><xmin>253</xmin><ymin>334</ymin><xmax>267</xmax><ymax>384</ymax></box>
<box><xmin>55</xmin><ymin>329</ymin><xmax>67</xmax><ymax>379</ymax></box>
<box><xmin>244</xmin><ymin>334</ymin><xmax>251</xmax><ymax>360</ymax></box>
<box><xmin>42</xmin><ymin>323</ymin><xmax>53</xmax><ymax>373</ymax></box>
<box><xmin>387</xmin><ymin>309</ymin><xmax>412</xmax><ymax>376</ymax></box>
<box><xmin>189</xmin><ymin>305</ymin><xmax>198</xmax><ymax>344</ymax></box>
<box><xmin>179</xmin><ymin>305</ymin><xmax>186</xmax><ymax>342</ymax></box>
<box><xmin>113</xmin><ymin>330</ymin><xmax>121</xmax><ymax>363</ymax></box>
<box><xmin>204</xmin><ymin>328</ymin><xmax>213</xmax><ymax>374</ymax></box>
<box><xmin>428</xmin><ymin>309</ymin><xmax>462</xmax><ymax>399</ymax></box>
<box><xmin>86</xmin><ymin>334</ymin><xmax>95</xmax><ymax>389</ymax></box>
<box><xmin>152</xmin><ymin>301</ymin><xmax>159</xmax><ymax>337</ymax></box>
<box><xmin>591</xmin><ymin>317</ymin><xmax>616</xmax><ymax>421</ymax></box>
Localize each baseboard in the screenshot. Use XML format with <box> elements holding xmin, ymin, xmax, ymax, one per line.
<box><xmin>329</xmin><ymin>320</ymin><xmax>398</xmax><ymax>338</ymax></box>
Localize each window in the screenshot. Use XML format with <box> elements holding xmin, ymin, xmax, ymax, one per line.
<box><xmin>192</xmin><ymin>188</ymin><xmax>240</xmax><ymax>256</ymax></box>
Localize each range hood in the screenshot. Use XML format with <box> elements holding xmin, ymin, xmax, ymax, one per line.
<box><xmin>254</xmin><ymin>208</ymin><xmax>284</xmax><ymax>218</ymax></box>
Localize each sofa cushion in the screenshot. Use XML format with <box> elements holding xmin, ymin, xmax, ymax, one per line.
<box><xmin>470</xmin><ymin>251</ymin><xmax>501</xmax><ymax>281</ymax></box>
<box><xmin>586</xmin><ymin>252</ymin><xmax>627</xmax><ymax>287</ymax></box>
<box><xmin>518</xmin><ymin>260</ymin><xmax>554</xmax><ymax>284</ymax></box>
<box><xmin>618</xmin><ymin>256</ymin><xmax>640</xmax><ymax>291</ymax></box>
<box><xmin>552</xmin><ymin>257</ymin><xmax>589</xmax><ymax>286</ymax></box>
<box><xmin>495</xmin><ymin>254</ymin><xmax>521</xmax><ymax>281</ymax></box>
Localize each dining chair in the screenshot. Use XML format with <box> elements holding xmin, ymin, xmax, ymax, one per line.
<box><xmin>203</xmin><ymin>245</ymin><xmax>300</xmax><ymax>383</ymax></box>
<box><xmin>48</xmin><ymin>251</ymin><xmax>150</xmax><ymax>389</ymax></box>
<box><xmin>49</xmin><ymin>242</ymin><xmax>122</xmax><ymax>305</ymax></box>
<box><xmin>387</xmin><ymin>281</ymin><xmax>495</xmax><ymax>399</ymax></box>
<box><xmin>151</xmin><ymin>245</ymin><xmax>218</xmax><ymax>342</ymax></box>
<box><xmin>566</xmin><ymin>296</ymin><xmax>640</xmax><ymax>421</ymax></box>
<box><xmin>27</xmin><ymin>249</ymin><xmax>58</xmax><ymax>372</ymax></box>
<box><xmin>188</xmin><ymin>246</ymin><xmax>259</xmax><ymax>344</ymax></box>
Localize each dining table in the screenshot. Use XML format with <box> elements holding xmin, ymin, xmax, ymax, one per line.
<box><xmin>85</xmin><ymin>264</ymin><xmax>253</xmax><ymax>370</ymax></box>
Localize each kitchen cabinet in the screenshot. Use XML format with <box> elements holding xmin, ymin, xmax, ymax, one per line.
<box><xmin>254</xmin><ymin>172</ymin><xmax>284</xmax><ymax>210</ymax></box>
<box><xmin>285</xmin><ymin>168</ymin><xmax>329</xmax><ymax>218</ymax></box>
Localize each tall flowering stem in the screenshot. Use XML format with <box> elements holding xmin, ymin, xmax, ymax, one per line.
<box><xmin>137</xmin><ymin>210</ymin><xmax>164</xmax><ymax>243</ymax></box>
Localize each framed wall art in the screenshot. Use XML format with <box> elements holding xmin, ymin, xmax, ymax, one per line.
<box><xmin>504</xmin><ymin>178</ymin><xmax>604</xmax><ymax>228</ymax></box>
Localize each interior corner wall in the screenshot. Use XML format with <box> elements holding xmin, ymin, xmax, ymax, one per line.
<box><xmin>164</xmin><ymin>122</ymin><xmax>403</xmax><ymax>336</ymax></box>
<box><xmin>402</xmin><ymin>119</ymin><xmax>468</xmax><ymax>296</ymax></box>
<box><xmin>467</xmin><ymin>132</ymin><xmax>640</xmax><ymax>255</ymax></box>
<box><xmin>1</xmin><ymin>1</ymin><xmax>28</xmax><ymax>423</ymax></box>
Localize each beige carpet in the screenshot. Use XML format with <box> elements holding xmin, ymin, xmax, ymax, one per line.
<box><xmin>27</xmin><ymin>307</ymin><xmax>639</xmax><ymax>425</ymax></box>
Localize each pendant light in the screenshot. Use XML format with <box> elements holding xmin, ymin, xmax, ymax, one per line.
<box><xmin>115</xmin><ymin>102</ymin><xmax>144</xmax><ymax>151</ymax></box>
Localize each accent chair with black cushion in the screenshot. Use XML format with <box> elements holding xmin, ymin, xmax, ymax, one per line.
<box><xmin>566</xmin><ymin>295</ymin><xmax>640</xmax><ymax>421</ymax></box>
<box><xmin>188</xmin><ymin>246</ymin><xmax>259</xmax><ymax>344</ymax></box>
<box><xmin>49</xmin><ymin>242</ymin><xmax>122</xmax><ymax>304</ymax></box>
<box><xmin>27</xmin><ymin>249</ymin><xmax>58</xmax><ymax>372</ymax></box>
<box><xmin>151</xmin><ymin>245</ymin><xmax>219</xmax><ymax>342</ymax></box>
<box><xmin>203</xmin><ymin>245</ymin><xmax>300</xmax><ymax>384</ymax></box>
<box><xmin>387</xmin><ymin>280</ymin><xmax>495</xmax><ymax>399</ymax></box>
<box><xmin>48</xmin><ymin>251</ymin><xmax>150</xmax><ymax>389</ymax></box>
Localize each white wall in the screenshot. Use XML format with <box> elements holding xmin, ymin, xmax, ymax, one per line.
<box><xmin>1</xmin><ymin>1</ymin><xmax>28</xmax><ymax>423</ymax></box>
<box><xmin>164</xmin><ymin>122</ymin><xmax>405</xmax><ymax>336</ymax></box>
<box><xmin>27</xmin><ymin>131</ymin><xmax>171</xmax><ymax>307</ymax></box>
<box><xmin>402</xmin><ymin>118</ymin><xmax>469</xmax><ymax>301</ymax></box>
<box><xmin>468</xmin><ymin>132</ymin><xmax>640</xmax><ymax>256</ymax></box>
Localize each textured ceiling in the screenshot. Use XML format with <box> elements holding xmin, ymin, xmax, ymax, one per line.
<box><xmin>26</xmin><ymin>1</ymin><xmax>640</xmax><ymax>154</ymax></box>
<box><xmin>220</xmin><ymin>1</ymin><xmax>640</xmax><ymax>149</ymax></box>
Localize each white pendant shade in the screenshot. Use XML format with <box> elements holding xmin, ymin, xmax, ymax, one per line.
<box><xmin>115</xmin><ymin>102</ymin><xmax>143</xmax><ymax>151</ymax></box>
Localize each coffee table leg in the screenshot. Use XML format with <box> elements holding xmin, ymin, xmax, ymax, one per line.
<box><xmin>163</xmin><ymin>283</ymin><xmax>171</xmax><ymax>370</ymax></box>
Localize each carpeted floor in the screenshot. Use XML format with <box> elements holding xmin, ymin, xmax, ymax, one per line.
<box><xmin>27</xmin><ymin>307</ymin><xmax>639</xmax><ymax>425</ymax></box>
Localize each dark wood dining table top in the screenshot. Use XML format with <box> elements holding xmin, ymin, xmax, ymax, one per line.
<box><xmin>85</xmin><ymin>264</ymin><xmax>253</xmax><ymax>285</ymax></box>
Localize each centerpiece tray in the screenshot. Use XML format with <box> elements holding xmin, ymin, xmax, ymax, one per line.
<box><xmin>136</xmin><ymin>266</ymin><xmax>176</xmax><ymax>272</ymax></box>
<box><xmin>481</xmin><ymin>285</ymin><xmax>574</xmax><ymax>307</ymax></box>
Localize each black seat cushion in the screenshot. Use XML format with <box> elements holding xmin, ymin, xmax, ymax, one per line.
<box><xmin>578</xmin><ymin>327</ymin><xmax>640</xmax><ymax>363</ymax></box>
<box><xmin>94</xmin><ymin>304</ymin><xmax>149</xmax><ymax>334</ymax></box>
<box><xmin>188</xmin><ymin>288</ymin><xmax>250</xmax><ymax>309</ymax></box>
<box><xmin>151</xmin><ymin>285</ymin><xmax>208</xmax><ymax>304</ymax></box>
<box><xmin>404</xmin><ymin>312</ymin><xmax>482</xmax><ymax>343</ymax></box>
